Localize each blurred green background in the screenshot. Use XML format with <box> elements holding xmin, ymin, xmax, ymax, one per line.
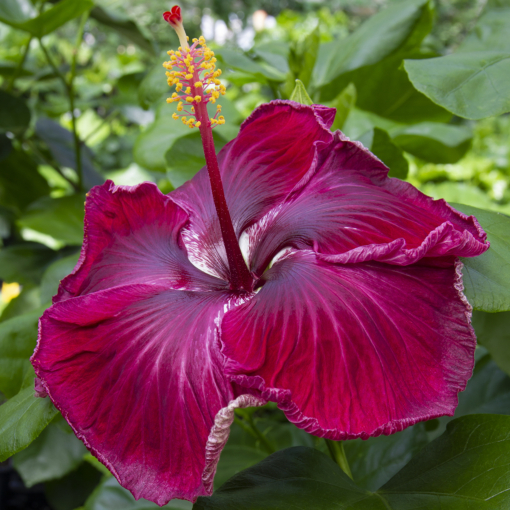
<box><xmin>0</xmin><ymin>0</ymin><xmax>509</xmax><ymax>508</ymax></box>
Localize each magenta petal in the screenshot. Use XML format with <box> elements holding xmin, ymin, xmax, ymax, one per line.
<box><xmin>221</xmin><ymin>250</ymin><xmax>475</xmax><ymax>439</ymax></box>
<box><xmin>246</xmin><ymin>132</ymin><xmax>488</xmax><ymax>274</ymax></box>
<box><xmin>56</xmin><ymin>180</ymin><xmax>224</xmax><ymax>303</ymax></box>
<box><xmin>170</xmin><ymin>100</ymin><xmax>334</xmax><ymax>279</ymax></box>
<box><xmin>32</xmin><ymin>284</ymin><xmax>235</xmax><ymax>504</ymax></box>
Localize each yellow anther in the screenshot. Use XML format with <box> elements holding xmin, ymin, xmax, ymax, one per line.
<box><xmin>172</xmin><ymin>113</ymin><xmax>179</xmax><ymax>120</ymax></box>
<box><xmin>216</xmin><ymin>104</ymin><xmax>222</xmax><ymax>111</ymax></box>
<box><xmin>176</xmin><ymin>83</ymin><xmax>183</xmax><ymax>91</ymax></box>
<box><xmin>195</xmin><ymin>121</ymin><xmax>201</xmax><ymax>128</ymax></box>
<box><xmin>181</xmin><ymin>116</ymin><xmax>187</xmax><ymax>122</ymax></box>
<box><xmin>186</xmin><ymin>36</ymin><xmax>189</xmax><ymax>41</ymax></box>
<box><xmin>185</xmin><ymin>73</ymin><xmax>193</xmax><ymax>80</ymax></box>
<box><xmin>218</xmin><ymin>115</ymin><xmax>225</xmax><ymax>121</ymax></box>
<box><xmin>194</xmin><ymin>81</ymin><xmax>203</xmax><ymax>88</ymax></box>
<box><xmin>194</xmin><ymin>95</ymin><xmax>202</xmax><ymax>103</ymax></box>
<box><xmin>210</xmin><ymin>97</ymin><xmax>216</xmax><ymax>103</ymax></box>
<box><xmin>192</xmin><ymin>38</ymin><xmax>198</xmax><ymax>43</ymax></box>
<box><xmin>191</xmin><ymin>106</ymin><xmax>195</xmax><ymax>113</ymax></box>
<box><xmin>172</xmin><ymin>92</ymin><xmax>178</xmax><ymax>98</ymax></box>
<box><xmin>216</xmin><ymin>69</ymin><xmax>222</xmax><ymax>76</ymax></box>
<box><xmin>177</xmin><ymin>101</ymin><xmax>183</xmax><ymax>111</ymax></box>
<box><xmin>184</xmin><ymin>87</ymin><xmax>190</xmax><ymax>94</ymax></box>
<box><xmin>166</xmin><ymin>97</ymin><xmax>175</xmax><ymax>103</ymax></box>
<box><xmin>188</xmin><ymin>66</ymin><xmax>195</xmax><ymax>72</ymax></box>
<box><xmin>211</xmin><ymin>90</ymin><xmax>220</xmax><ymax>99</ymax></box>
<box><xmin>186</xmin><ymin>96</ymin><xmax>194</xmax><ymax>102</ymax></box>
<box><xmin>210</xmin><ymin>118</ymin><xmax>217</xmax><ymax>125</ymax></box>
<box><xmin>167</xmin><ymin>50</ymin><xmax>174</xmax><ymax>55</ymax></box>
<box><xmin>213</xmin><ymin>79</ymin><xmax>221</xmax><ymax>85</ymax></box>
<box><xmin>170</xmin><ymin>55</ymin><xmax>177</xmax><ymax>61</ymax></box>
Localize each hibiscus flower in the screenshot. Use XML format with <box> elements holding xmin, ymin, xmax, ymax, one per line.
<box><xmin>31</xmin><ymin>8</ymin><xmax>489</xmax><ymax>507</ymax></box>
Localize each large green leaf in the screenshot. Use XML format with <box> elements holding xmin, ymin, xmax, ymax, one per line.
<box><xmin>344</xmin><ymin>425</ymin><xmax>428</xmax><ymax>492</ymax></box>
<box><xmin>0</xmin><ymin>385</ymin><xmax>57</xmax><ymax>462</ymax></box>
<box><xmin>217</xmin><ymin>49</ymin><xmax>285</xmax><ymax>82</ymax></box>
<box><xmin>0</xmin><ymin>0</ymin><xmax>94</xmax><ymax>38</ymax></box>
<box><xmin>390</xmin><ymin>122</ymin><xmax>472</xmax><ymax>163</ymax></box>
<box><xmin>194</xmin><ymin>415</ymin><xmax>510</xmax><ymax>509</ymax></box>
<box><xmin>358</xmin><ymin>128</ymin><xmax>409</xmax><ymax>179</ymax></box>
<box><xmin>0</xmin><ymin>147</ymin><xmax>50</xmax><ymax>213</ymax></box>
<box><xmin>405</xmin><ymin>52</ymin><xmax>510</xmax><ymax>120</ymax></box>
<box><xmin>13</xmin><ymin>417</ymin><xmax>86</xmax><ymax>487</ymax></box>
<box><xmin>138</xmin><ymin>56</ymin><xmax>170</xmax><ymax>108</ymax></box>
<box><xmin>452</xmin><ymin>204</ymin><xmax>510</xmax><ymax>312</ymax></box>
<box><xmin>46</xmin><ymin>461</ymin><xmax>103</xmax><ymax>510</ymax></box>
<box><xmin>35</xmin><ymin>118</ymin><xmax>104</xmax><ymax>191</ymax></box>
<box><xmin>315</xmin><ymin>0</ymin><xmax>430</xmax><ymax>87</ymax></box>
<box><xmin>134</xmin><ymin>102</ymin><xmax>188</xmax><ymax>172</ymax></box>
<box><xmin>90</xmin><ymin>6</ymin><xmax>154</xmax><ymax>54</ymax></box>
<box><xmin>165</xmin><ymin>131</ymin><xmax>227</xmax><ymax>188</ymax></box>
<box><xmin>0</xmin><ymin>242</ymin><xmax>60</xmax><ymax>286</ymax></box>
<box><xmin>472</xmin><ymin>312</ymin><xmax>510</xmax><ymax>376</ymax></box>
<box><xmin>0</xmin><ymin>0</ymin><xmax>34</xmax><ymax>24</ymax></box>
<box><xmin>404</xmin><ymin>6</ymin><xmax>510</xmax><ymax>119</ymax></box>
<box><xmin>18</xmin><ymin>194</ymin><xmax>85</xmax><ymax>246</ymax></box>
<box><xmin>0</xmin><ymin>90</ymin><xmax>30</xmax><ymax>134</ymax></box>
<box><xmin>0</xmin><ymin>307</ymin><xmax>44</xmax><ymax>398</ymax></box>
<box><xmin>84</xmin><ymin>476</ymin><xmax>192</xmax><ymax>510</ymax></box>
<box><xmin>330</xmin><ymin>83</ymin><xmax>357</xmax><ymax>131</ymax></box>
<box><xmin>40</xmin><ymin>251</ymin><xmax>80</xmax><ymax>304</ymax></box>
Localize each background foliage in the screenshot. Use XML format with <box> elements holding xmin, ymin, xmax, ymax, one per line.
<box><xmin>0</xmin><ymin>0</ymin><xmax>510</xmax><ymax>508</ymax></box>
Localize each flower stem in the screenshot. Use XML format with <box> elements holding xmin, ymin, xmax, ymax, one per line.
<box><xmin>325</xmin><ymin>439</ymin><xmax>353</xmax><ymax>480</ymax></box>
<box><xmin>7</xmin><ymin>35</ymin><xmax>32</xmax><ymax>93</ymax></box>
<box><xmin>196</xmin><ymin>101</ymin><xmax>253</xmax><ymax>292</ymax></box>
<box><xmin>234</xmin><ymin>411</ymin><xmax>275</xmax><ymax>454</ymax></box>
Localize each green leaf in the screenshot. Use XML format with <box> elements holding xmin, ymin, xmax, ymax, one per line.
<box><xmin>138</xmin><ymin>56</ymin><xmax>170</xmax><ymax>108</ymax></box>
<box><xmin>134</xmin><ymin>102</ymin><xmax>188</xmax><ymax>172</ymax></box>
<box><xmin>165</xmin><ymin>131</ymin><xmax>227</xmax><ymax>188</ymax></box>
<box><xmin>0</xmin><ymin>90</ymin><xmax>30</xmax><ymax>134</ymax></box>
<box><xmin>217</xmin><ymin>49</ymin><xmax>285</xmax><ymax>82</ymax></box>
<box><xmin>289</xmin><ymin>79</ymin><xmax>313</xmax><ymax>105</ymax></box>
<box><xmin>35</xmin><ymin>118</ymin><xmax>104</xmax><ymax>191</ymax></box>
<box><xmin>0</xmin><ymin>147</ymin><xmax>50</xmax><ymax>213</ymax></box>
<box><xmin>0</xmin><ymin>0</ymin><xmax>94</xmax><ymax>38</ymax></box>
<box><xmin>84</xmin><ymin>476</ymin><xmax>192</xmax><ymax>510</ymax></box>
<box><xmin>344</xmin><ymin>425</ymin><xmax>428</xmax><ymax>491</ymax></box>
<box><xmin>296</xmin><ymin>27</ymin><xmax>320</xmax><ymax>89</ymax></box>
<box><xmin>46</xmin><ymin>461</ymin><xmax>103</xmax><ymax>510</ymax></box>
<box><xmin>378</xmin><ymin>414</ymin><xmax>510</xmax><ymax>507</ymax></box>
<box><xmin>90</xmin><ymin>6</ymin><xmax>154</xmax><ymax>54</ymax></box>
<box><xmin>13</xmin><ymin>417</ymin><xmax>86</xmax><ymax>487</ymax></box>
<box><xmin>405</xmin><ymin>52</ymin><xmax>510</xmax><ymax>120</ymax></box>
<box><xmin>0</xmin><ymin>385</ymin><xmax>57</xmax><ymax>462</ymax></box>
<box><xmin>0</xmin><ymin>307</ymin><xmax>44</xmax><ymax>398</ymax></box>
<box><xmin>314</xmin><ymin>0</ymin><xmax>431</xmax><ymax>87</ymax></box>
<box><xmin>195</xmin><ymin>415</ymin><xmax>510</xmax><ymax>509</ymax></box>
<box><xmin>404</xmin><ymin>4</ymin><xmax>510</xmax><ymax>119</ymax></box>
<box><xmin>452</xmin><ymin>204</ymin><xmax>510</xmax><ymax>312</ymax></box>
<box><xmin>18</xmin><ymin>194</ymin><xmax>85</xmax><ymax>246</ymax></box>
<box><xmin>0</xmin><ymin>242</ymin><xmax>60</xmax><ymax>286</ymax></box>
<box><xmin>215</xmin><ymin>446</ymin><xmax>269</xmax><ymax>490</ymax></box>
<box><xmin>0</xmin><ymin>286</ymin><xmax>41</xmax><ymax>322</ymax></box>
<box><xmin>0</xmin><ymin>0</ymin><xmax>34</xmax><ymax>24</ymax></box>
<box><xmin>455</xmin><ymin>353</ymin><xmax>510</xmax><ymax>416</ymax></box>
<box><xmin>472</xmin><ymin>312</ymin><xmax>510</xmax><ymax>376</ymax></box>
<box><xmin>330</xmin><ymin>83</ymin><xmax>356</xmax><ymax>131</ymax></box>
<box><xmin>40</xmin><ymin>252</ymin><xmax>80</xmax><ymax>304</ymax></box>
<box><xmin>358</xmin><ymin>128</ymin><xmax>409</xmax><ymax>179</ymax></box>
<box><xmin>252</xmin><ymin>43</ymin><xmax>290</xmax><ymax>75</ymax></box>
<box><xmin>390</xmin><ymin>122</ymin><xmax>472</xmax><ymax>163</ymax></box>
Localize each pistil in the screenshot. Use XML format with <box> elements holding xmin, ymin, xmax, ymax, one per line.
<box><xmin>163</xmin><ymin>7</ymin><xmax>253</xmax><ymax>292</ymax></box>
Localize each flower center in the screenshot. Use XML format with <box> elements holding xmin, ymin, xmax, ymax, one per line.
<box><xmin>163</xmin><ymin>6</ymin><xmax>253</xmax><ymax>293</ymax></box>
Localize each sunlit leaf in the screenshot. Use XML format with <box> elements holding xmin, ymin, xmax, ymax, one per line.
<box><xmin>289</xmin><ymin>79</ymin><xmax>313</xmax><ymax>105</ymax></box>
<box><xmin>0</xmin><ymin>385</ymin><xmax>57</xmax><ymax>462</ymax></box>
<box><xmin>453</xmin><ymin>204</ymin><xmax>510</xmax><ymax>312</ymax></box>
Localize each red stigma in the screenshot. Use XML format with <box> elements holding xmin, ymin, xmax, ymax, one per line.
<box><xmin>163</xmin><ymin>6</ymin><xmax>182</xmax><ymax>26</ymax></box>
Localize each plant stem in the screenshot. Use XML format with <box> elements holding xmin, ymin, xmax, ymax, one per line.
<box><xmin>68</xmin><ymin>12</ymin><xmax>89</xmax><ymax>191</ymax></box>
<box><xmin>325</xmin><ymin>439</ymin><xmax>353</xmax><ymax>480</ymax></box>
<box><xmin>7</xmin><ymin>36</ymin><xmax>32</xmax><ymax>92</ymax></box>
<box><xmin>196</xmin><ymin>99</ymin><xmax>253</xmax><ymax>292</ymax></box>
<box><xmin>234</xmin><ymin>411</ymin><xmax>275</xmax><ymax>454</ymax></box>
